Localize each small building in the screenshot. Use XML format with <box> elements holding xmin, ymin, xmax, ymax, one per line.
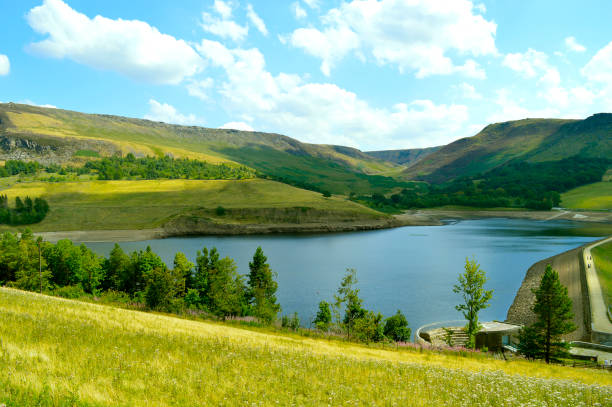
<box><xmin>475</xmin><ymin>321</ymin><xmax>521</xmax><ymax>352</ymax></box>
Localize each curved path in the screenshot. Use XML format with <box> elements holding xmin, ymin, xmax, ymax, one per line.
<box><xmin>583</xmin><ymin>237</ymin><xmax>612</xmax><ymax>344</ymax></box>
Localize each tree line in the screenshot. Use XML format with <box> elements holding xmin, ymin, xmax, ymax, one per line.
<box><xmin>0</xmin><ymin>195</ymin><xmax>50</xmax><ymax>225</ymax></box>
<box><xmin>0</xmin><ymin>156</ymin><xmax>256</xmax><ymax>181</ymax></box>
<box><xmin>0</xmin><ymin>231</ymin><xmax>280</xmax><ymax>322</ymax></box>
<box><xmin>359</xmin><ymin>156</ymin><xmax>610</xmax><ymax>211</ymax></box>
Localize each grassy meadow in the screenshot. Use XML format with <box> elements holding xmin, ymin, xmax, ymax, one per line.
<box><xmin>561</xmin><ymin>182</ymin><xmax>612</xmax><ymax>210</ymax></box>
<box><xmin>0</xmin><ymin>179</ymin><xmax>384</xmax><ymax>231</ymax></box>
<box><xmin>0</xmin><ymin>287</ymin><xmax>611</xmax><ymax>406</ymax></box>
<box><xmin>592</xmin><ymin>240</ymin><xmax>612</xmax><ymax>308</ymax></box>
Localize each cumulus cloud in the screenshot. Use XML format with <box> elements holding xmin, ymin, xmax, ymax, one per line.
<box><xmin>213</xmin><ymin>0</ymin><xmax>233</xmax><ymax>19</ymax></box>
<box><xmin>195</xmin><ymin>40</ymin><xmax>468</xmax><ymax>149</ymax></box>
<box><xmin>0</xmin><ymin>54</ymin><xmax>9</xmax><ymax>76</ymax></box>
<box><xmin>582</xmin><ymin>40</ymin><xmax>612</xmax><ymax>83</ymax></box>
<box><xmin>186</xmin><ymin>78</ymin><xmax>214</xmax><ymax>101</ymax></box>
<box><xmin>453</xmin><ymin>82</ymin><xmax>483</xmax><ymax>100</ymax></box>
<box><xmin>502</xmin><ymin>48</ymin><xmax>550</xmax><ymax>78</ymax></box>
<box><xmin>201</xmin><ymin>12</ymin><xmax>248</xmax><ymax>42</ymax></box>
<box><xmin>285</xmin><ymin>0</ymin><xmax>497</xmax><ymax>77</ymax></box>
<box><xmin>565</xmin><ymin>36</ymin><xmax>586</xmax><ymax>53</ymax></box>
<box><xmin>486</xmin><ymin>89</ymin><xmax>559</xmax><ymax>124</ymax></box>
<box><xmin>220</xmin><ymin>121</ymin><xmax>255</xmax><ymax>131</ymax></box>
<box><xmin>26</xmin><ymin>0</ymin><xmax>203</xmax><ymax>85</ymax></box>
<box><xmin>302</xmin><ymin>0</ymin><xmax>320</xmax><ymax>9</ymax></box>
<box><xmin>292</xmin><ymin>2</ymin><xmax>307</xmax><ymax>19</ymax></box>
<box><xmin>19</xmin><ymin>99</ymin><xmax>57</xmax><ymax>109</ymax></box>
<box><xmin>144</xmin><ymin>99</ymin><xmax>203</xmax><ymax>125</ymax></box>
<box><xmin>246</xmin><ymin>4</ymin><xmax>268</xmax><ymax>36</ymax></box>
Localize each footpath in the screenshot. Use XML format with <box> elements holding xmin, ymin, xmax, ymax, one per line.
<box><xmin>583</xmin><ymin>236</ymin><xmax>612</xmax><ymax>345</ymax></box>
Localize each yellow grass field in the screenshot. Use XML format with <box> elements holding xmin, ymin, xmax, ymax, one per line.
<box><xmin>0</xmin><ymin>287</ymin><xmax>610</xmax><ymax>406</ymax></box>
<box><xmin>0</xmin><ymin>179</ymin><xmax>383</xmax><ymax>231</ymax></box>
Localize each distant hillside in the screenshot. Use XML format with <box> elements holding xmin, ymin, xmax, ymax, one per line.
<box><xmin>401</xmin><ymin>119</ymin><xmax>573</xmax><ymax>182</ymax></box>
<box><xmin>365</xmin><ymin>146</ymin><xmax>440</xmax><ymax>166</ymax></box>
<box><xmin>0</xmin><ymin>103</ymin><xmax>403</xmax><ymax>195</ymax></box>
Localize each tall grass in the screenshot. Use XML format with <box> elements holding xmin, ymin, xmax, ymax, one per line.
<box><xmin>0</xmin><ymin>287</ymin><xmax>610</xmax><ymax>406</ymax></box>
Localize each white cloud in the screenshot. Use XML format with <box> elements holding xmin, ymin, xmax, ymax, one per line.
<box><xmin>220</xmin><ymin>121</ymin><xmax>255</xmax><ymax>131</ymax></box>
<box><xmin>292</xmin><ymin>2</ymin><xmax>307</xmax><ymax>19</ymax></box>
<box><xmin>0</xmin><ymin>54</ymin><xmax>9</xmax><ymax>76</ymax></box>
<box><xmin>454</xmin><ymin>82</ymin><xmax>482</xmax><ymax>100</ymax></box>
<box><xmin>302</xmin><ymin>0</ymin><xmax>320</xmax><ymax>9</ymax></box>
<box><xmin>565</xmin><ymin>36</ymin><xmax>586</xmax><ymax>53</ymax></box>
<box><xmin>286</xmin><ymin>0</ymin><xmax>497</xmax><ymax>77</ymax></box>
<box><xmin>502</xmin><ymin>48</ymin><xmax>550</xmax><ymax>78</ymax></box>
<box><xmin>144</xmin><ymin>99</ymin><xmax>203</xmax><ymax>125</ymax></box>
<box><xmin>582</xmin><ymin>40</ymin><xmax>612</xmax><ymax>83</ymax></box>
<box><xmin>201</xmin><ymin>12</ymin><xmax>248</xmax><ymax>42</ymax></box>
<box><xmin>486</xmin><ymin>89</ymin><xmax>559</xmax><ymax>123</ymax></box>
<box><xmin>26</xmin><ymin>0</ymin><xmax>203</xmax><ymax>85</ymax></box>
<box><xmin>214</xmin><ymin>0</ymin><xmax>233</xmax><ymax>19</ymax></box>
<box><xmin>19</xmin><ymin>99</ymin><xmax>57</xmax><ymax>109</ymax></box>
<box><xmin>186</xmin><ymin>78</ymin><xmax>214</xmax><ymax>101</ymax></box>
<box><xmin>196</xmin><ymin>40</ymin><xmax>468</xmax><ymax>149</ymax></box>
<box><xmin>246</xmin><ymin>4</ymin><xmax>268</xmax><ymax>36</ymax></box>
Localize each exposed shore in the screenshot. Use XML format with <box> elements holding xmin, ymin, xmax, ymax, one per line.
<box><xmin>33</xmin><ymin>208</ymin><xmax>612</xmax><ymax>243</ymax></box>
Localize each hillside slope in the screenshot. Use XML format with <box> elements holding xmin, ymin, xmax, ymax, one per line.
<box><xmin>1</xmin><ymin>288</ymin><xmax>610</xmax><ymax>406</ymax></box>
<box><xmin>365</xmin><ymin>146</ymin><xmax>440</xmax><ymax>166</ymax></box>
<box><xmin>0</xmin><ymin>179</ymin><xmax>389</xmax><ymax>234</ymax></box>
<box><xmin>401</xmin><ymin>114</ymin><xmax>612</xmax><ymax>182</ymax></box>
<box><xmin>0</xmin><ymin>103</ymin><xmax>402</xmax><ymax>194</ymax></box>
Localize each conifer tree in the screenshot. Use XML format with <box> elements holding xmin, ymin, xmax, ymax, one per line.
<box><xmin>528</xmin><ymin>264</ymin><xmax>576</xmax><ymax>363</ymax></box>
<box><xmin>247</xmin><ymin>247</ymin><xmax>280</xmax><ymax>323</ymax></box>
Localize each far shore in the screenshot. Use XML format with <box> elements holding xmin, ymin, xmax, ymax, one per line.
<box><xmin>31</xmin><ymin>208</ymin><xmax>612</xmax><ymax>243</ymax></box>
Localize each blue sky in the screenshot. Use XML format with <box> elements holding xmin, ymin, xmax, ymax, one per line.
<box><xmin>1</xmin><ymin>0</ymin><xmax>612</xmax><ymax>151</ymax></box>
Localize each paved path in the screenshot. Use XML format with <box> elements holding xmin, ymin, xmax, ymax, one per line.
<box><xmin>583</xmin><ymin>237</ymin><xmax>612</xmax><ymax>342</ymax></box>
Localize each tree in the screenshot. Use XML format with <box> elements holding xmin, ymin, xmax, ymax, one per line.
<box><xmin>353</xmin><ymin>310</ymin><xmax>385</xmax><ymax>343</ymax></box>
<box><xmin>334</xmin><ymin>268</ymin><xmax>365</xmax><ymax>339</ymax></box>
<box><xmin>313</xmin><ymin>300</ymin><xmax>332</xmax><ymax>331</ymax></box>
<box><xmin>247</xmin><ymin>247</ymin><xmax>280</xmax><ymax>323</ymax></box>
<box><xmin>12</xmin><ymin>230</ymin><xmax>51</xmax><ymax>292</ymax></box>
<box><xmin>384</xmin><ymin>310</ymin><xmax>411</xmax><ymax>342</ymax></box>
<box><xmin>453</xmin><ymin>257</ymin><xmax>493</xmax><ymax>348</ymax></box>
<box><xmin>208</xmin><ymin>257</ymin><xmax>245</xmax><ymax>319</ymax></box>
<box><xmin>103</xmin><ymin>244</ymin><xmax>130</xmax><ymax>291</ymax></box>
<box><xmin>529</xmin><ymin>264</ymin><xmax>576</xmax><ymax>363</ymax></box>
<box><xmin>173</xmin><ymin>252</ymin><xmax>193</xmax><ymax>294</ymax></box>
<box><xmin>517</xmin><ymin>325</ymin><xmax>543</xmax><ymax>360</ymax></box>
<box><xmin>144</xmin><ymin>265</ymin><xmax>181</xmax><ymax>311</ymax></box>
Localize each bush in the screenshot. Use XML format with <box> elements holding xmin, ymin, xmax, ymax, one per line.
<box><xmin>52</xmin><ymin>285</ymin><xmax>87</xmax><ymax>299</ymax></box>
<box><xmin>215</xmin><ymin>206</ymin><xmax>226</xmax><ymax>216</ymax></box>
<box><xmin>281</xmin><ymin>312</ymin><xmax>300</xmax><ymax>331</ymax></box>
<box><xmin>383</xmin><ymin>310</ymin><xmax>411</xmax><ymax>342</ymax></box>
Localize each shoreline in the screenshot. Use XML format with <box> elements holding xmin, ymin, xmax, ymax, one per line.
<box><xmin>32</xmin><ymin>208</ymin><xmax>612</xmax><ymax>243</ymax></box>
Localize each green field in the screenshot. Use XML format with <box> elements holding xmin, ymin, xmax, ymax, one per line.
<box><xmin>561</xmin><ymin>182</ymin><xmax>612</xmax><ymax>210</ymax></box>
<box><xmin>592</xmin><ymin>241</ymin><xmax>612</xmax><ymax>308</ymax></box>
<box><xmin>0</xmin><ymin>288</ymin><xmax>610</xmax><ymax>406</ymax></box>
<box><xmin>0</xmin><ymin>179</ymin><xmax>384</xmax><ymax>231</ymax></box>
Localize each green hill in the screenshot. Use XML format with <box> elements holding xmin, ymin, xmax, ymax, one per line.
<box><xmin>1</xmin><ymin>287</ymin><xmax>610</xmax><ymax>406</ymax></box>
<box><xmin>401</xmin><ymin>114</ymin><xmax>612</xmax><ymax>182</ymax></box>
<box><xmin>0</xmin><ymin>103</ymin><xmax>403</xmax><ymax>195</ymax></box>
<box><xmin>365</xmin><ymin>146</ymin><xmax>440</xmax><ymax>166</ymax></box>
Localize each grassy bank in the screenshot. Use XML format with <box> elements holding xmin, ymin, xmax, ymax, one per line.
<box><xmin>0</xmin><ymin>287</ymin><xmax>610</xmax><ymax>406</ymax></box>
<box><xmin>561</xmin><ymin>182</ymin><xmax>612</xmax><ymax>210</ymax></box>
<box><xmin>592</xmin><ymin>240</ymin><xmax>612</xmax><ymax>308</ymax></box>
<box><xmin>0</xmin><ymin>179</ymin><xmax>384</xmax><ymax>232</ymax></box>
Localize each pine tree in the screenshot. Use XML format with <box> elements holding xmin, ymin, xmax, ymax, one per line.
<box><xmin>247</xmin><ymin>247</ymin><xmax>280</xmax><ymax>323</ymax></box>
<box><xmin>530</xmin><ymin>264</ymin><xmax>576</xmax><ymax>363</ymax></box>
<box><xmin>453</xmin><ymin>258</ymin><xmax>494</xmax><ymax>348</ymax></box>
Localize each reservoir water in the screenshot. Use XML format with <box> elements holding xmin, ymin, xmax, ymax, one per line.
<box><xmin>85</xmin><ymin>218</ymin><xmax>609</xmax><ymax>332</ymax></box>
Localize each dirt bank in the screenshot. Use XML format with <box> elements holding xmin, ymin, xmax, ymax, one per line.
<box><xmin>395</xmin><ymin>209</ymin><xmax>612</xmax><ymax>226</ymax></box>
<box><xmin>36</xmin><ymin>218</ymin><xmax>404</xmax><ymax>243</ymax></box>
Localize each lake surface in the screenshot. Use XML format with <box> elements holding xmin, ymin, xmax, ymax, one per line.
<box><xmin>85</xmin><ymin>218</ymin><xmax>609</xmax><ymax>333</ymax></box>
